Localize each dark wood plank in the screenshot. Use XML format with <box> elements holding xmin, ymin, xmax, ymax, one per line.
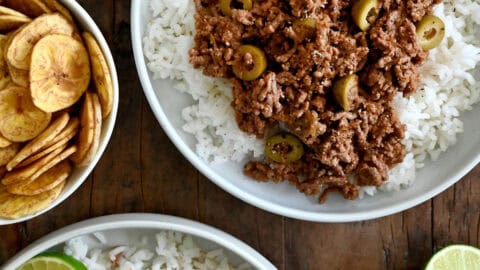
<box><xmin>433</xmin><ymin>166</ymin><xmax>480</xmax><ymax>250</ymax></box>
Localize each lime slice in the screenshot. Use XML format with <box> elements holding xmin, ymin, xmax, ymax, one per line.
<box><xmin>426</xmin><ymin>245</ymin><xmax>480</xmax><ymax>270</ymax></box>
<box><xmin>18</xmin><ymin>251</ymin><xmax>87</xmax><ymax>270</ymax></box>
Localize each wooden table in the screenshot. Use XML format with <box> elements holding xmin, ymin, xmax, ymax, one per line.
<box><xmin>1</xmin><ymin>1</ymin><xmax>479</xmax><ymax>269</ymax></box>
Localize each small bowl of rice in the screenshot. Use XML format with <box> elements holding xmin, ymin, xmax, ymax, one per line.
<box><xmin>131</xmin><ymin>0</ymin><xmax>480</xmax><ymax>222</ymax></box>
<box><xmin>3</xmin><ymin>214</ymin><xmax>276</xmax><ymax>269</ymax></box>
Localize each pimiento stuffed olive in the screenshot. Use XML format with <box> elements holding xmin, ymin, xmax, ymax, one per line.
<box><xmin>219</xmin><ymin>0</ymin><xmax>253</xmax><ymax>17</ymax></box>
<box><xmin>265</xmin><ymin>133</ymin><xmax>304</xmax><ymax>164</ymax></box>
<box><xmin>232</xmin><ymin>45</ymin><xmax>267</xmax><ymax>81</ymax></box>
<box><xmin>333</xmin><ymin>74</ymin><xmax>359</xmax><ymax>111</ymax></box>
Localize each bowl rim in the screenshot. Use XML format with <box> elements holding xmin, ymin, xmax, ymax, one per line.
<box><xmin>2</xmin><ymin>213</ymin><xmax>276</xmax><ymax>269</ymax></box>
<box><xmin>130</xmin><ymin>0</ymin><xmax>480</xmax><ymax>222</ymax></box>
<box><xmin>0</xmin><ymin>0</ymin><xmax>119</xmax><ymax>225</ymax></box>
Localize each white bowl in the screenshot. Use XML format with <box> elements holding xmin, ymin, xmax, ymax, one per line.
<box><xmin>0</xmin><ymin>0</ymin><xmax>119</xmax><ymax>225</ymax></box>
<box><xmin>2</xmin><ymin>213</ymin><xmax>276</xmax><ymax>269</ymax></box>
<box><xmin>131</xmin><ymin>1</ymin><xmax>480</xmax><ymax>222</ymax></box>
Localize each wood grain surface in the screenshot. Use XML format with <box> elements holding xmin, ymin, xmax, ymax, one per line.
<box><xmin>0</xmin><ymin>1</ymin><xmax>479</xmax><ymax>269</ymax></box>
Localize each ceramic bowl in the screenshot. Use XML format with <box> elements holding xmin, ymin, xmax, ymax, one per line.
<box><xmin>131</xmin><ymin>0</ymin><xmax>479</xmax><ymax>222</ymax></box>
<box><xmin>0</xmin><ymin>0</ymin><xmax>119</xmax><ymax>225</ymax></box>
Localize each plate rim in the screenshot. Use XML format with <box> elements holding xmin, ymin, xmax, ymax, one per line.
<box><xmin>2</xmin><ymin>213</ymin><xmax>276</xmax><ymax>269</ymax></box>
<box><xmin>130</xmin><ymin>0</ymin><xmax>480</xmax><ymax>222</ymax></box>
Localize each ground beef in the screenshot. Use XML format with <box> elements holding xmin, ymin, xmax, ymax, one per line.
<box><xmin>190</xmin><ymin>0</ymin><xmax>440</xmax><ymax>202</ymax></box>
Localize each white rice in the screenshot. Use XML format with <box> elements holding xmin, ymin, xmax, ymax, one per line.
<box><xmin>63</xmin><ymin>231</ymin><xmax>252</xmax><ymax>270</ymax></box>
<box><xmin>143</xmin><ymin>0</ymin><xmax>480</xmax><ymax>195</ymax></box>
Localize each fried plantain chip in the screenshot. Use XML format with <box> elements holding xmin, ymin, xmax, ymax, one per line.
<box><xmin>70</xmin><ymin>93</ymin><xmax>94</xmax><ymax>165</ymax></box>
<box><xmin>1</xmin><ymin>145</ymin><xmax>63</xmax><ymax>185</ymax></box>
<box><xmin>6</xmin><ymin>112</ymin><xmax>69</xmax><ymax>171</ymax></box>
<box><xmin>0</xmin><ymin>15</ymin><xmax>31</xmax><ymax>32</ymax></box>
<box><xmin>42</xmin><ymin>0</ymin><xmax>73</xmax><ymax>22</ymax></box>
<box><xmin>6</xmin><ymin>62</ymin><xmax>28</xmax><ymax>87</ymax></box>
<box><xmin>6</xmin><ymin>13</ymin><xmax>75</xmax><ymax>70</ymax></box>
<box><xmin>72</xmin><ymin>93</ymin><xmax>102</xmax><ymax>167</ymax></box>
<box><xmin>30</xmin><ymin>34</ymin><xmax>90</xmax><ymax>112</ymax></box>
<box><xmin>28</xmin><ymin>144</ymin><xmax>76</xmax><ymax>181</ymax></box>
<box><xmin>17</xmin><ymin>118</ymin><xmax>78</xmax><ymax>168</ymax></box>
<box><xmin>83</xmin><ymin>32</ymin><xmax>113</xmax><ymax>118</ymax></box>
<box><xmin>0</xmin><ymin>34</ymin><xmax>11</xmax><ymax>90</ymax></box>
<box><xmin>0</xmin><ymin>86</ymin><xmax>51</xmax><ymax>142</ymax></box>
<box><xmin>0</xmin><ymin>134</ymin><xmax>12</xmax><ymax>148</ymax></box>
<box><xmin>0</xmin><ymin>180</ymin><xmax>64</xmax><ymax>219</ymax></box>
<box><xmin>4</xmin><ymin>0</ymin><xmax>51</xmax><ymax>18</ymax></box>
<box><xmin>0</xmin><ymin>6</ymin><xmax>30</xmax><ymax>18</ymax></box>
<box><xmin>0</xmin><ymin>143</ymin><xmax>19</xmax><ymax>166</ymax></box>
<box><xmin>7</xmin><ymin>160</ymin><xmax>71</xmax><ymax>196</ymax></box>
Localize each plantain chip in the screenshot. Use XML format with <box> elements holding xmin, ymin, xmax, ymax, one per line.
<box><xmin>6</xmin><ymin>13</ymin><xmax>75</xmax><ymax>70</ymax></box>
<box><xmin>0</xmin><ymin>15</ymin><xmax>31</xmax><ymax>32</ymax></box>
<box><xmin>0</xmin><ymin>86</ymin><xmax>51</xmax><ymax>142</ymax></box>
<box><xmin>4</xmin><ymin>0</ymin><xmax>51</xmax><ymax>18</ymax></box>
<box><xmin>0</xmin><ymin>34</ymin><xmax>11</xmax><ymax>90</ymax></box>
<box><xmin>73</xmin><ymin>93</ymin><xmax>102</xmax><ymax>167</ymax></box>
<box><xmin>0</xmin><ymin>180</ymin><xmax>64</xmax><ymax>219</ymax></box>
<box><xmin>28</xmin><ymin>144</ymin><xmax>76</xmax><ymax>181</ymax></box>
<box><xmin>0</xmin><ymin>143</ymin><xmax>19</xmax><ymax>166</ymax></box>
<box><xmin>30</xmin><ymin>34</ymin><xmax>90</xmax><ymax>112</ymax></box>
<box><xmin>7</xmin><ymin>160</ymin><xmax>71</xmax><ymax>196</ymax></box>
<box><xmin>83</xmin><ymin>32</ymin><xmax>113</xmax><ymax>118</ymax></box>
<box><xmin>42</xmin><ymin>0</ymin><xmax>73</xmax><ymax>22</ymax></box>
<box><xmin>6</xmin><ymin>112</ymin><xmax>69</xmax><ymax>171</ymax></box>
<box><xmin>70</xmin><ymin>93</ymin><xmax>94</xmax><ymax>165</ymax></box>
<box><xmin>6</xmin><ymin>62</ymin><xmax>28</xmax><ymax>87</ymax></box>
<box><xmin>0</xmin><ymin>134</ymin><xmax>12</xmax><ymax>148</ymax></box>
<box><xmin>1</xmin><ymin>145</ymin><xmax>63</xmax><ymax>186</ymax></box>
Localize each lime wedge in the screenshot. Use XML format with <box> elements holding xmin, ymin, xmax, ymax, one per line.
<box><xmin>426</xmin><ymin>245</ymin><xmax>480</xmax><ymax>270</ymax></box>
<box><xmin>18</xmin><ymin>251</ymin><xmax>87</xmax><ymax>270</ymax></box>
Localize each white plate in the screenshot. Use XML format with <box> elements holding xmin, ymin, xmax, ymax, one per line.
<box><xmin>0</xmin><ymin>0</ymin><xmax>119</xmax><ymax>225</ymax></box>
<box><xmin>131</xmin><ymin>1</ymin><xmax>480</xmax><ymax>222</ymax></box>
<box><xmin>2</xmin><ymin>214</ymin><xmax>276</xmax><ymax>269</ymax></box>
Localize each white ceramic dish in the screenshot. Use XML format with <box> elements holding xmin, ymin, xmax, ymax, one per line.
<box><xmin>2</xmin><ymin>213</ymin><xmax>276</xmax><ymax>269</ymax></box>
<box><xmin>131</xmin><ymin>1</ymin><xmax>480</xmax><ymax>222</ymax></box>
<box><xmin>0</xmin><ymin>0</ymin><xmax>119</xmax><ymax>225</ymax></box>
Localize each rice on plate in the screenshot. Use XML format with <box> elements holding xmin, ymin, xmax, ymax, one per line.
<box><xmin>142</xmin><ymin>0</ymin><xmax>480</xmax><ymax>200</ymax></box>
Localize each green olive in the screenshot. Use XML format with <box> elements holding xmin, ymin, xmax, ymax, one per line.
<box><xmin>293</xmin><ymin>18</ymin><xmax>317</xmax><ymax>30</ymax></box>
<box><xmin>333</xmin><ymin>74</ymin><xmax>358</xmax><ymax>111</ymax></box>
<box><xmin>351</xmin><ymin>0</ymin><xmax>379</xmax><ymax>31</ymax></box>
<box><xmin>232</xmin><ymin>45</ymin><xmax>267</xmax><ymax>81</ymax></box>
<box><xmin>265</xmin><ymin>133</ymin><xmax>304</xmax><ymax>164</ymax></box>
<box><xmin>219</xmin><ymin>0</ymin><xmax>253</xmax><ymax>17</ymax></box>
<box><xmin>416</xmin><ymin>15</ymin><xmax>445</xmax><ymax>51</ymax></box>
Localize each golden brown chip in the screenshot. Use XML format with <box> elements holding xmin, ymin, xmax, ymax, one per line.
<box><xmin>0</xmin><ymin>180</ymin><xmax>64</xmax><ymax>219</ymax></box>
<box><xmin>1</xmin><ymin>145</ymin><xmax>63</xmax><ymax>186</ymax></box>
<box><xmin>0</xmin><ymin>15</ymin><xmax>31</xmax><ymax>32</ymax></box>
<box><xmin>70</xmin><ymin>93</ymin><xmax>94</xmax><ymax>164</ymax></box>
<box><xmin>30</xmin><ymin>34</ymin><xmax>90</xmax><ymax>112</ymax></box>
<box><xmin>0</xmin><ymin>86</ymin><xmax>51</xmax><ymax>142</ymax></box>
<box><xmin>41</xmin><ymin>0</ymin><xmax>73</xmax><ymax>22</ymax></box>
<box><xmin>73</xmin><ymin>93</ymin><xmax>102</xmax><ymax>167</ymax></box>
<box><xmin>44</xmin><ymin>117</ymin><xmax>79</xmax><ymax>148</ymax></box>
<box><xmin>4</xmin><ymin>0</ymin><xmax>51</xmax><ymax>18</ymax></box>
<box><xmin>0</xmin><ymin>6</ymin><xmax>30</xmax><ymax>18</ymax></box>
<box><xmin>16</xmin><ymin>133</ymin><xmax>71</xmax><ymax>168</ymax></box>
<box><xmin>0</xmin><ymin>34</ymin><xmax>11</xmax><ymax>90</ymax></box>
<box><xmin>0</xmin><ymin>143</ymin><xmax>19</xmax><ymax>166</ymax></box>
<box><xmin>7</xmin><ymin>160</ymin><xmax>71</xmax><ymax>196</ymax></box>
<box><xmin>29</xmin><ymin>144</ymin><xmax>76</xmax><ymax>181</ymax></box>
<box><xmin>83</xmin><ymin>32</ymin><xmax>113</xmax><ymax>118</ymax></box>
<box><xmin>0</xmin><ymin>134</ymin><xmax>12</xmax><ymax>148</ymax></box>
<box><xmin>6</xmin><ymin>13</ymin><xmax>75</xmax><ymax>70</ymax></box>
<box><xmin>6</xmin><ymin>61</ymin><xmax>28</xmax><ymax>87</ymax></box>
<box><xmin>6</xmin><ymin>112</ymin><xmax>69</xmax><ymax>171</ymax></box>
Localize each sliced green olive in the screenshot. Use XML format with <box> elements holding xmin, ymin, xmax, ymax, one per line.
<box><xmin>333</xmin><ymin>74</ymin><xmax>358</xmax><ymax>111</ymax></box>
<box><xmin>265</xmin><ymin>133</ymin><xmax>304</xmax><ymax>164</ymax></box>
<box><xmin>416</xmin><ymin>15</ymin><xmax>445</xmax><ymax>51</ymax></box>
<box><xmin>232</xmin><ymin>45</ymin><xmax>267</xmax><ymax>81</ymax></box>
<box><xmin>219</xmin><ymin>0</ymin><xmax>253</xmax><ymax>17</ymax></box>
<box><xmin>293</xmin><ymin>18</ymin><xmax>317</xmax><ymax>30</ymax></box>
<box><xmin>351</xmin><ymin>0</ymin><xmax>379</xmax><ymax>31</ymax></box>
